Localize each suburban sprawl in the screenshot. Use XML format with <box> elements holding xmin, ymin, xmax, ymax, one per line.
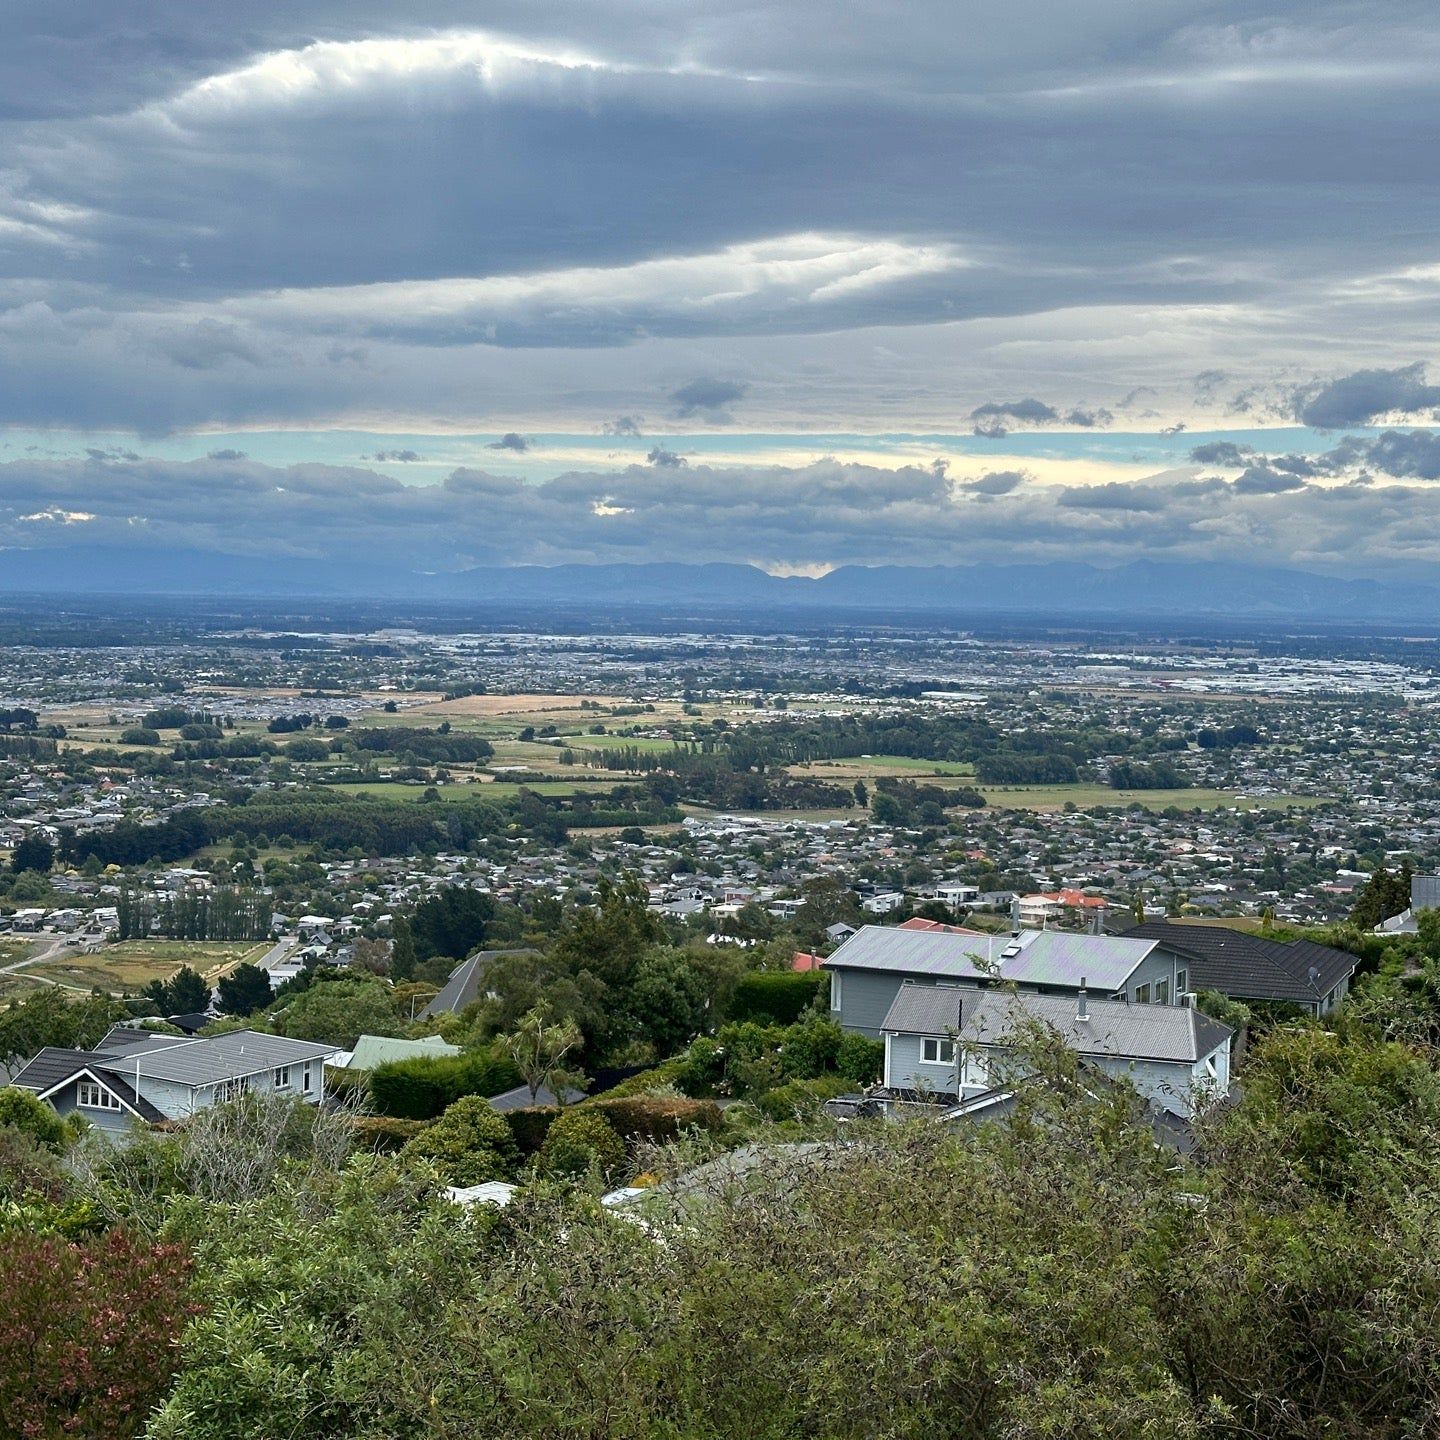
<box><xmin>7</xmin><ymin>603</ymin><xmax>1440</xmax><ymax>1436</ymax></box>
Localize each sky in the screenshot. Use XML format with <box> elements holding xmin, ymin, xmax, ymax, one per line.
<box><xmin>4</xmin><ymin>1</ymin><xmax>1440</xmax><ymax>577</ymax></box>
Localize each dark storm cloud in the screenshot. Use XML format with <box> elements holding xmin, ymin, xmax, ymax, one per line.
<box><xmin>369</xmin><ymin>449</ymin><xmax>422</xmax><ymax>462</ymax></box>
<box><xmin>971</xmin><ymin>399</ymin><xmax>1059</xmax><ymax>431</ymax></box>
<box><xmin>486</xmin><ymin>433</ymin><xmax>530</xmax><ymax>453</ymax></box>
<box><xmin>604</xmin><ymin>416</ymin><xmax>644</xmax><ymax>437</ymax></box>
<box><xmin>646</xmin><ymin>446</ymin><xmax>687</xmax><ymax>468</ymax></box>
<box><xmin>1189</xmin><ymin>441</ymin><xmax>1254</xmax><ymax>466</ymax></box>
<box><xmin>1233</xmin><ymin>465</ymin><xmax>1308</xmax><ymax>495</ymax></box>
<box><xmin>1055</xmin><ymin>482</ymin><xmax>1168</xmax><ymax>512</ymax></box>
<box><xmin>1291</xmin><ymin>363</ymin><xmax>1440</xmax><ymax>429</ymax></box>
<box><xmin>1348</xmin><ymin>428</ymin><xmax>1440</xmax><ymax>480</ymax></box>
<box><xmin>1064</xmin><ymin>408</ymin><xmax>1113</xmax><ymax>429</ymax></box>
<box><xmin>670</xmin><ymin>378</ymin><xmax>747</xmax><ymax>421</ymax></box>
<box><xmin>959</xmin><ymin>470</ymin><xmax>1027</xmax><ymax>495</ymax></box>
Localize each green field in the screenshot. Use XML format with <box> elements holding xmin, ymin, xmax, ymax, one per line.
<box><xmin>793</xmin><ymin>756</ymin><xmax>977</xmax><ymax>779</ymax></box>
<box><xmin>977</xmin><ymin>785</ymin><xmax>1325</xmax><ymax>813</ymax></box>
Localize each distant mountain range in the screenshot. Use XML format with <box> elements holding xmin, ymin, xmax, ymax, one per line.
<box><xmin>3</xmin><ymin>546</ymin><xmax>1439</xmax><ymax>622</ymax></box>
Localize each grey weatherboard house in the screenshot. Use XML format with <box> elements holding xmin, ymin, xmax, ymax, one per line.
<box><xmin>878</xmin><ymin>984</ymin><xmax>1233</xmax><ymax>1120</ymax></box>
<box><xmin>825</xmin><ymin>924</ymin><xmax>1198</xmax><ymax>1039</ymax></box>
<box><xmin>11</xmin><ymin>1026</ymin><xmax>337</xmax><ymax>1136</ymax></box>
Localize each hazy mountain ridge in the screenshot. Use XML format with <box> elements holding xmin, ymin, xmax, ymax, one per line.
<box><xmin>2</xmin><ymin>547</ymin><xmax>1438</xmax><ymax>620</ymax></box>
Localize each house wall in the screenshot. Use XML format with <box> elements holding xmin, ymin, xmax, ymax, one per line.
<box><xmin>883</xmin><ymin>1037</ymin><xmax>1227</xmax><ymax>1118</ymax></box>
<box><xmin>46</xmin><ymin>1080</ymin><xmax>136</xmax><ymax>1135</ymax></box>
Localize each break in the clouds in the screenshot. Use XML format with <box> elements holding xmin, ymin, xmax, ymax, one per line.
<box><xmin>3</xmin><ymin>3</ymin><xmax>1440</xmax><ymax>574</ymax></box>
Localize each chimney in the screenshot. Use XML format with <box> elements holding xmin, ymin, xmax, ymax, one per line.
<box><xmin>1076</xmin><ymin>977</ymin><xmax>1088</xmax><ymax>1022</ymax></box>
<box><xmin>1009</xmin><ymin>895</ymin><xmax>1021</xmax><ymax>934</ymax></box>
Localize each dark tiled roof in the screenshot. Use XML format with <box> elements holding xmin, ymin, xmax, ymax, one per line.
<box><xmin>1119</xmin><ymin>921</ymin><xmax>1357</xmax><ymax>1004</ymax></box>
<box><xmin>11</xmin><ymin>1046</ymin><xmax>167</xmax><ymax>1122</ymax></box>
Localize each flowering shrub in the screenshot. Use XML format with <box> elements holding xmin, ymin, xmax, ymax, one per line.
<box><xmin>0</xmin><ymin>1228</ymin><xmax>197</xmax><ymax>1438</ymax></box>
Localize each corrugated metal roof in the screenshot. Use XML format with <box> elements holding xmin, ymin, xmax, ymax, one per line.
<box><xmin>880</xmin><ymin>984</ymin><xmax>968</xmax><ymax>1036</ymax></box>
<box><xmin>103</xmin><ymin>1030</ymin><xmax>337</xmax><ymax>1087</ymax></box>
<box><xmin>957</xmin><ymin>992</ymin><xmax>1231</xmax><ymax>1064</ymax></box>
<box><xmin>344</xmin><ymin>1033</ymin><xmax>460</xmax><ymax>1070</ymax></box>
<box><xmin>825</xmin><ymin>924</ymin><xmax>1159</xmax><ymax>990</ymax></box>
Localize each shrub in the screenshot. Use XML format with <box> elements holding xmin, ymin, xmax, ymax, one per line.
<box><xmin>369</xmin><ymin>1050</ymin><xmax>522</xmax><ymax>1120</ymax></box>
<box><xmin>538</xmin><ymin>1109</ymin><xmax>626</xmax><ymax>1181</ymax></box>
<box><xmin>837</xmin><ymin>1032</ymin><xmax>885</xmax><ymax>1087</ymax></box>
<box><xmin>728</xmin><ymin>970</ymin><xmax>827</xmax><ymax>1025</ymax></box>
<box><xmin>0</xmin><ymin>1228</ymin><xmax>195</xmax><ymax>1439</ymax></box>
<box><xmin>588</xmin><ymin>1095</ymin><xmax>723</xmax><ymax>1145</ymax></box>
<box><xmin>0</xmin><ymin>1086</ymin><xmax>66</xmax><ymax>1151</ymax></box>
<box><xmin>599</xmin><ymin>1058</ymin><xmax>689</xmax><ymax>1099</ymax></box>
<box><xmin>779</xmin><ymin>1018</ymin><xmax>844</xmax><ymax>1079</ymax></box>
<box><xmin>504</xmin><ymin>1105</ymin><xmax>561</xmax><ymax>1155</ymax></box>
<box><xmin>400</xmin><ymin>1096</ymin><xmax>518</xmax><ymax>1185</ymax></box>
<box><xmin>755</xmin><ymin>1074</ymin><xmax>852</xmax><ymax>1122</ymax></box>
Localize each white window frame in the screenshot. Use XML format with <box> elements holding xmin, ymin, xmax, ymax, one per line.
<box><xmin>921</xmin><ymin>1036</ymin><xmax>956</xmax><ymax>1065</ymax></box>
<box><xmin>830</xmin><ymin>970</ymin><xmax>842</xmax><ymax>1010</ymax></box>
<box><xmin>273</xmin><ymin>1065</ymin><xmax>292</xmax><ymax>1089</ymax></box>
<box><xmin>1135</xmin><ymin>983</ymin><xmax>1151</xmax><ymax>1004</ymax></box>
<box><xmin>212</xmin><ymin>1076</ymin><xmax>250</xmax><ymax>1103</ymax></box>
<box><xmin>303</xmin><ymin>1063</ymin><xmax>314</xmax><ymax>1094</ymax></box>
<box><xmin>77</xmin><ymin>1080</ymin><xmax>122</xmax><ymax>1111</ymax></box>
<box><xmin>1175</xmin><ymin>968</ymin><xmax>1187</xmax><ymax>996</ymax></box>
<box><xmin>1155</xmin><ymin>979</ymin><xmax>1170</xmax><ymax>1005</ymax></box>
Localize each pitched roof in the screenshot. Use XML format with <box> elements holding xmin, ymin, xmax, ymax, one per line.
<box><xmin>11</xmin><ymin>1047</ymin><xmax>167</xmax><ymax>1122</ymax></box>
<box><xmin>344</xmin><ymin>1033</ymin><xmax>460</xmax><ymax>1070</ymax></box>
<box><xmin>421</xmin><ymin>949</ymin><xmax>537</xmax><ymax>1018</ymax></box>
<box><xmin>897</xmin><ymin>917</ymin><xmax>987</xmax><ymax>935</ymax></box>
<box><xmin>909</xmin><ymin>991</ymin><xmax>1234</xmax><ymax>1065</ymax></box>
<box><xmin>825</xmin><ymin>924</ymin><xmax>1163</xmax><ymax>991</ymax></box>
<box><xmin>105</xmin><ymin>1030</ymin><xmax>337</xmax><ymax>1086</ymax></box>
<box><xmin>1118</xmin><ymin>921</ymin><xmax>1357</xmax><ymax>1004</ymax></box>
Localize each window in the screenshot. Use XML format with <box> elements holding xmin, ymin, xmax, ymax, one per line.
<box><xmin>303</xmin><ymin>1063</ymin><xmax>313</xmax><ymax>1094</ymax></box>
<box><xmin>830</xmin><ymin>970</ymin><xmax>842</xmax><ymax>1010</ymax></box>
<box><xmin>1134</xmin><ymin>983</ymin><xmax>1151</xmax><ymax>1004</ymax></box>
<box><xmin>213</xmin><ymin>1076</ymin><xmax>250</xmax><ymax>1103</ymax></box>
<box><xmin>922</xmin><ymin>1037</ymin><xmax>956</xmax><ymax>1065</ymax></box>
<box><xmin>77</xmin><ymin>1080</ymin><xmax>121</xmax><ymax>1111</ymax></box>
<box><xmin>1175</xmin><ymin>969</ymin><xmax>1187</xmax><ymax>996</ymax></box>
<box><xmin>1155</xmin><ymin>979</ymin><xmax>1170</xmax><ymax>1005</ymax></box>
<box><xmin>272</xmin><ymin>1066</ymin><xmax>292</xmax><ymax>1089</ymax></box>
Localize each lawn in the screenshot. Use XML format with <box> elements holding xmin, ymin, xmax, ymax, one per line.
<box><xmin>977</xmin><ymin>785</ymin><xmax>1325</xmax><ymax>813</ymax></box>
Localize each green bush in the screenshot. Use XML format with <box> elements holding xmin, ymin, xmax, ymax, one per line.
<box><xmin>588</xmin><ymin>1095</ymin><xmax>723</xmax><ymax>1145</ymax></box>
<box><xmin>599</xmin><ymin>1057</ymin><xmax>689</xmax><ymax>1099</ymax></box>
<box><xmin>837</xmin><ymin>1032</ymin><xmax>884</xmax><ymax>1087</ymax></box>
<box><xmin>504</xmin><ymin>1106</ymin><xmax>561</xmax><ymax>1155</ymax></box>
<box><xmin>728</xmin><ymin>971</ymin><xmax>827</xmax><ymax>1025</ymax></box>
<box><xmin>369</xmin><ymin>1050</ymin><xmax>522</xmax><ymax>1120</ymax></box>
<box><xmin>0</xmin><ymin>1087</ymin><xmax>65</xmax><ymax>1151</ymax></box>
<box><xmin>755</xmin><ymin>1074</ymin><xmax>852</xmax><ymax>1122</ymax></box>
<box><xmin>538</xmin><ymin>1109</ymin><xmax>626</xmax><ymax>1182</ymax></box>
<box><xmin>400</xmin><ymin>1096</ymin><xmax>519</xmax><ymax>1185</ymax></box>
<box><xmin>779</xmin><ymin>1018</ymin><xmax>844</xmax><ymax>1078</ymax></box>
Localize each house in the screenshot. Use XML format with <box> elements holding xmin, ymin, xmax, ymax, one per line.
<box><xmin>10</xmin><ymin>1027</ymin><xmax>337</xmax><ymax>1135</ymax></box>
<box><xmin>896</xmin><ymin>917</ymin><xmax>986</xmax><ymax>936</ymax></box>
<box><xmin>1018</xmin><ymin>890</ymin><xmax>1107</xmax><ymax>929</ymax></box>
<box><xmin>1374</xmin><ymin>872</ymin><xmax>1440</xmax><ymax>936</ymax></box>
<box><xmin>1118</xmin><ymin>919</ymin><xmax>1358</xmax><ymax>1015</ymax></box>
<box><xmin>826</xmin><ymin>924</ymin><xmax>1196</xmax><ymax>1038</ymax></box>
<box><xmin>934</xmin><ymin>883</ymin><xmax>980</xmax><ymax>908</ymax></box>
<box><xmin>861</xmin><ymin>891</ymin><xmax>906</xmax><ymax>915</ymax></box>
<box><xmin>877</xmin><ymin>984</ymin><xmax>1233</xmax><ymax>1119</ymax></box>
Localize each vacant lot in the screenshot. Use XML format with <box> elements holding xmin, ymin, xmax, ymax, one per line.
<box><xmin>27</xmin><ymin>940</ymin><xmax>269</xmax><ymax>994</ymax></box>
